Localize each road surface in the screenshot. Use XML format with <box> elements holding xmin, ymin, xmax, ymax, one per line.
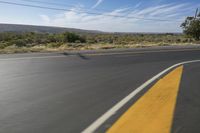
<box><xmin>0</xmin><ymin>46</ymin><xmax>200</xmax><ymax>133</ymax></box>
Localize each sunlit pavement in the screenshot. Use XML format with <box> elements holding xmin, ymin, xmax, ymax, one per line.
<box><xmin>0</xmin><ymin>48</ymin><xmax>200</xmax><ymax>133</ymax></box>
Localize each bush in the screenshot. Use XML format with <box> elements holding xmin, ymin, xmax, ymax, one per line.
<box><xmin>0</xmin><ymin>42</ymin><xmax>10</xmax><ymax>49</ymax></box>
<box><xmin>11</xmin><ymin>39</ymin><xmax>27</xmax><ymax>47</ymax></box>
<box><xmin>47</xmin><ymin>43</ymin><xmax>62</xmax><ymax>48</ymax></box>
<box><xmin>0</xmin><ymin>31</ymin><xmax>195</xmax><ymax>50</ymax></box>
<box><xmin>62</xmin><ymin>32</ymin><xmax>86</xmax><ymax>43</ymax></box>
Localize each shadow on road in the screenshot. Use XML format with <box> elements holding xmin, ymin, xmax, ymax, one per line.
<box><xmin>62</xmin><ymin>52</ymin><xmax>90</xmax><ymax>60</ymax></box>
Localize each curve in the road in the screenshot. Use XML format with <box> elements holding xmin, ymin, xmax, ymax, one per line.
<box><xmin>82</xmin><ymin>59</ymin><xmax>200</xmax><ymax>133</ymax></box>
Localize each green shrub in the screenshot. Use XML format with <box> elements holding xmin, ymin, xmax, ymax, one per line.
<box><xmin>0</xmin><ymin>42</ymin><xmax>10</xmax><ymax>49</ymax></box>
<box><xmin>47</xmin><ymin>43</ymin><xmax>62</xmax><ymax>48</ymax></box>
<box><xmin>62</xmin><ymin>32</ymin><xmax>86</xmax><ymax>43</ymax></box>
<box><xmin>11</xmin><ymin>39</ymin><xmax>27</xmax><ymax>47</ymax></box>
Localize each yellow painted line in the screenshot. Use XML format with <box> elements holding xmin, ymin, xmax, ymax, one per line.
<box><xmin>107</xmin><ymin>66</ymin><xmax>183</xmax><ymax>133</ymax></box>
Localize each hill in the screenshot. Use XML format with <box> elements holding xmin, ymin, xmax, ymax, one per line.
<box><xmin>0</xmin><ymin>23</ymin><xmax>102</xmax><ymax>34</ymax></box>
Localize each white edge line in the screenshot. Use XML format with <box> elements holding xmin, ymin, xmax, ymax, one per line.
<box><xmin>82</xmin><ymin>59</ymin><xmax>200</xmax><ymax>133</ymax></box>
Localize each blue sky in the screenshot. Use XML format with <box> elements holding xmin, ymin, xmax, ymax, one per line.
<box><xmin>0</xmin><ymin>0</ymin><xmax>200</xmax><ymax>32</ymax></box>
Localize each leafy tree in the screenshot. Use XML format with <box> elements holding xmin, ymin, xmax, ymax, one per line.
<box><xmin>181</xmin><ymin>12</ymin><xmax>200</xmax><ymax>40</ymax></box>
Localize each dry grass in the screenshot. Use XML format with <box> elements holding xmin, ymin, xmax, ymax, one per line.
<box><xmin>0</xmin><ymin>42</ymin><xmax>197</xmax><ymax>54</ymax></box>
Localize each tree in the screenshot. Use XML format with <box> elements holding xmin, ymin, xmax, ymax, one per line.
<box><xmin>181</xmin><ymin>11</ymin><xmax>200</xmax><ymax>40</ymax></box>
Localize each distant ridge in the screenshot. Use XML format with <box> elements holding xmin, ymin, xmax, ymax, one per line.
<box><xmin>0</xmin><ymin>23</ymin><xmax>103</xmax><ymax>34</ymax></box>
<box><xmin>0</xmin><ymin>23</ymin><xmax>181</xmax><ymax>34</ymax></box>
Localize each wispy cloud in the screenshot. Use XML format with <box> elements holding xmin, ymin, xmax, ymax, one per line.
<box><xmin>39</xmin><ymin>15</ymin><xmax>50</xmax><ymax>23</ymax></box>
<box><xmin>40</xmin><ymin>3</ymin><xmax>196</xmax><ymax>33</ymax></box>
<box><xmin>133</xmin><ymin>2</ymin><xmax>141</xmax><ymax>9</ymax></box>
<box><xmin>92</xmin><ymin>0</ymin><xmax>104</xmax><ymax>9</ymax></box>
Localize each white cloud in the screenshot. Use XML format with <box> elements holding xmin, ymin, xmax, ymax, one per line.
<box><xmin>92</xmin><ymin>0</ymin><xmax>104</xmax><ymax>9</ymax></box>
<box><xmin>39</xmin><ymin>3</ymin><xmax>195</xmax><ymax>33</ymax></box>
<box><xmin>133</xmin><ymin>2</ymin><xmax>141</xmax><ymax>9</ymax></box>
<box><xmin>40</xmin><ymin>15</ymin><xmax>50</xmax><ymax>23</ymax></box>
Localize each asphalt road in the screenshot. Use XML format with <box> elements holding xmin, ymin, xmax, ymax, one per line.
<box><xmin>0</xmin><ymin>46</ymin><xmax>200</xmax><ymax>133</ymax></box>
<box><xmin>172</xmin><ymin>62</ymin><xmax>200</xmax><ymax>133</ymax></box>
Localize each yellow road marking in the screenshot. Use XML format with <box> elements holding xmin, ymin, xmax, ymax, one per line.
<box><xmin>107</xmin><ymin>66</ymin><xmax>183</xmax><ymax>133</ymax></box>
